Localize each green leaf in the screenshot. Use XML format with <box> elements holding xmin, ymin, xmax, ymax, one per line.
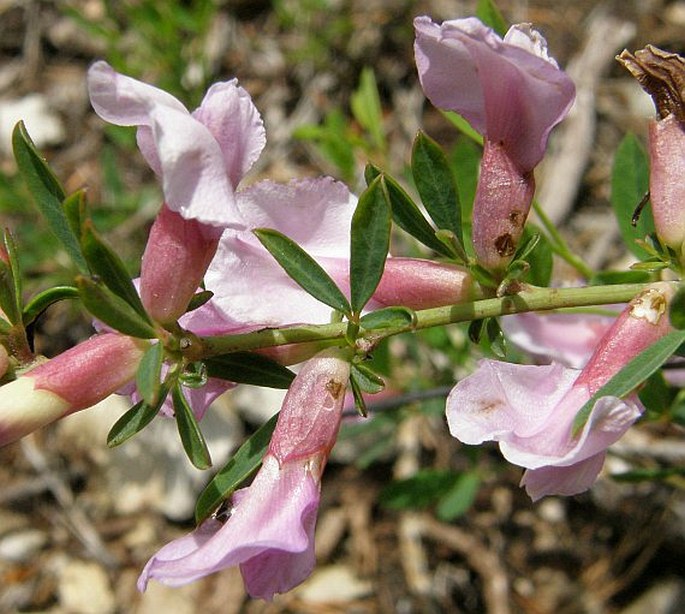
<box><xmin>519</xmin><ymin>225</ymin><xmax>553</xmax><ymax>286</ymax></box>
<box><xmin>173</xmin><ymin>383</ymin><xmax>212</xmax><ymax>470</ymax></box>
<box><xmin>380</xmin><ymin>469</ymin><xmax>457</xmax><ymax>510</ymax></box>
<box><xmin>63</xmin><ymin>189</ymin><xmax>87</xmax><ymax>241</ymax></box>
<box><xmin>365</xmin><ymin>165</ymin><xmax>453</xmax><ymax>257</ymax></box>
<box><xmin>205</xmin><ymin>352</ymin><xmax>296</xmax><ymax>388</ymax></box>
<box><xmin>107</xmin><ymin>384</ymin><xmax>169</xmax><ymax>447</ymax></box>
<box><xmin>351</xmin><ymin>362</ymin><xmax>385</xmax><ymax>394</ymax></box>
<box><xmin>76</xmin><ymin>276</ymin><xmax>156</xmax><ymax>339</ymax></box>
<box><xmin>411</xmin><ymin>131</ymin><xmax>462</xmax><ymax>241</ymax></box>
<box><xmin>81</xmin><ymin>221</ymin><xmax>150</xmax><ymax>322</ymax></box>
<box><xmin>436</xmin><ymin>471</ymin><xmax>480</xmax><ymax>521</ymax></box>
<box><xmin>0</xmin><ymin>233</ymin><xmax>21</xmax><ymax>326</ymax></box>
<box><xmin>136</xmin><ymin>343</ymin><xmax>164</xmax><ymax>405</ymax></box>
<box><xmin>611</xmin><ymin>133</ymin><xmax>655</xmax><ymax>260</ymax></box>
<box><xmin>349</xmin><ymin>176</ymin><xmax>392</xmax><ymax>313</ymax></box>
<box><xmin>349</xmin><ymin>375</ymin><xmax>368</xmax><ymax>417</ymax></box>
<box><xmin>254</xmin><ymin>228</ymin><xmax>351</xmax><ymax>316</ymax></box>
<box><xmin>573</xmin><ymin>330</ymin><xmax>685</xmax><ymax>434</ymax></box>
<box><xmin>590</xmin><ymin>270</ymin><xmax>652</xmax><ymax>285</ymax></box>
<box><xmin>23</xmin><ymin>286</ymin><xmax>79</xmax><ymax>326</ymax></box>
<box><xmin>669</xmin><ymin>285</ymin><xmax>685</xmax><ymax>330</ymax></box>
<box><xmin>476</xmin><ymin>0</ymin><xmax>508</xmax><ymax>36</ymax></box>
<box><xmin>186</xmin><ymin>290</ymin><xmax>214</xmax><ymax>313</ymax></box>
<box><xmin>486</xmin><ymin>317</ymin><xmax>506</xmax><ymax>358</ymax></box>
<box><xmin>442</xmin><ymin>112</ymin><xmax>483</xmax><ymax>145</ymax></box>
<box><xmin>360</xmin><ymin>306</ymin><xmax>416</xmax><ymax>330</ymax></box>
<box><xmin>195</xmin><ymin>413</ymin><xmax>278</xmax><ymax>522</ymax></box>
<box><xmin>12</xmin><ymin>122</ymin><xmax>87</xmax><ymax>271</ymax></box>
<box><xmin>450</xmin><ymin>136</ymin><xmax>482</xmax><ymax>252</ymax></box>
<box><xmin>350</xmin><ymin>67</ymin><xmax>385</xmax><ymax>151</ymax></box>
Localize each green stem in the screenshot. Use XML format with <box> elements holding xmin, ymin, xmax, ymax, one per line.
<box><xmin>532</xmin><ymin>200</ymin><xmax>595</xmax><ymax>279</ymax></box>
<box><xmin>197</xmin><ymin>282</ymin><xmax>656</xmax><ymax>358</ymax></box>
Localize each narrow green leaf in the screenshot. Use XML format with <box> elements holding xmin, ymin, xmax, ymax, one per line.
<box><xmin>476</xmin><ymin>0</ymin><xmax>508</xmax><ymax>36</ymax></box>
<box><xmin>669</xmin><ymin>285</ymin><xmax>685</xmax><ymax>330</ymax></box>
<box><xmin>63</xmin><ymin>189</ymin><xmax>87</xmax><ymax>241</ymax></box>
<box><xmin>186</xmin><ymin>290</ymin><xmax>214</xmax><ymax>313</ymax></box>
<box><xmin>436</xmin><ymin>472</ymin><xmax>480</xmax><ymax>521</ymax></box>
<box><xmin>520</xmin><ymin>225</ymin><xmax>553</xmax><ymax>287</ymax></box>
<box><xmin>107</xmin><ymin>384</ymin><xmax>169</xmax><ymax>447</ymax></box>
<box><xmin>195</xmin><ymin>413</ymin><xmax>278</xmax><ymax>522</ymax></box>
<box><xmin>76</xmin><ymin>276</ymin><xmax>156</xmax><ymax>339</ymax></box>
<box><xmin>0</xmin><ymin>254</ymin><xmax>20</xmax><ymax>326</ymax></box>
<box><xmin>590</xmin><ymin>270</ymin><xmax>652</xmax><ymax>285</ymax></box>
<box><xmin>442</xmin><ymin>111</ymin><xmax>483</xmax><ymax>145</ymax></box>
<box><xmin>380</xmin><ymin>469</ymin><xmax>456</xmax><ymax>510</ymax></box>
<box><xmin>360</xmin><ymin>306</ymin><xmax>416</xmax><ymax>330</ymax></box>
<box><xmin>3</xmin><ymin>232</ymin><xmax>23</xmax><ymax>321</ymax></box>
<box><xmin>12</xmin><ymin>122</ymin><xmax>87</xmax><ymax>271</ymax></box>
<box><xmin>350</xmin><ymin>176</ymin><xmax>392</xmax><ymax>313</ymax></box>
<box><xmin>136</xmin><ymin>343</ymin><xmax>164</xmax><ymax>405</ymax></box>
<box><xmin>205</xmin><ymin>352</ymin><xmax>296</xmax><ymax>388</ymax></box>
<box><xmin>611</xmin><ymin>133</ymin><xmax>655</xmax><ymax>260</ymax></box>
<box><xmin>412</xmin><ymin>132</ymin><xmax>462</xmax><ymax>241</ymax></box>
<box><xmin>254</xmin><ymin>228</ymin><xmax>352</xmax><ymax>316</ymax></box>
<box><xmin>434</xmin><ymin>229</ymin><xmax>469</xmax><ymax>263</ymax></box>
<box><xmin>173</xmin><ymin>384</ymin><xmax>212</xmax><ymax>470</ymax></box>
<box><xmin>486</xmin><ymin>317</ymin><xmax>506</xmax><ymax>358</ymax></box>
<box><xmin>349</xmin><ymin>375</ymin><xmax>368</xmax><ymax>417</ymax></box>
<box><xmin>81</xmin><ymin>221</ymin><xmax>150</xmax><ymax>321</ymax></box>
<box><xmin>366</xmin><ymin>164</ymin><xmax>453</xmax><ymax>257</ymax></box>
<box><xmin>350</xmin><ymin>67</ymin><xmax>386</xmax><ymax>151</ymax></box>
<box><xmin>351</xmin><ymin>363</ymin><xmax>385</xmax><ymax>394</ymax></box>
<box><xmin>573</xmin><ymin>330</ymin><xmax>685</xmax><ymax>434</ymax></box>
<box><xmin>23</xmin><ymin>286</ymin><xmax>79</xmax><ymax>326</ymax></box>
<box><xmin>450</xmin><ymin>136</ymin><xmax>482</xmax><ymax>252</ymax></box>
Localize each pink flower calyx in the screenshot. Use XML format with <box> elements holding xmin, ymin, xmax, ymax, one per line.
<box><xmin>617</xmin><ymin>47</ymin><xmax>685</xmax><ymax>256</ymax></box>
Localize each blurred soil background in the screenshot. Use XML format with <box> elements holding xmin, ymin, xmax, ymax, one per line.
<box><xmin>1</xmin><ymin>0</ymin><xmax>685</xmax><ymax>612</ymax></box>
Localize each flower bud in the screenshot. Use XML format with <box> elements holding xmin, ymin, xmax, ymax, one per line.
<box><xmin>0</xmin><ymin>333</ymin><xmax>146</xmax><ymax>446</ymax></box>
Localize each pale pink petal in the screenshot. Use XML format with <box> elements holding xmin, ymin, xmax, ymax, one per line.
<box><xmin>87</xmin><ymin>61</ymin><xmax>187</xmax><ymax>127</ymax></box>
<box><xmin>240</xmin><ymin>502</ymin><xmax>317</xmax><ymax>600</ymax></box>
<box><xmin>87</xmin><ymin>62</ymin><xmax>242</xmax><ymax>228</ymax></box>
<box><xmin>148</xmin><ymin>107</ymin><xmax>240</xmax><ymax>226</ymax></box>
<box><xmin>446</xmin><ymin>359</ymin><xmax>578</xmax><ymax>444</ymax></box>
<box><xmin>204</xmin><ymin>233</ymin><xmax>349</xmax><ymax>327</ymax></box>
<box><xmin>498</xmin><ymin>391</ymin><xmax>643</xmax><ymax>469</ymax></box>
<box><xmin>193</xmin><ymin>80</ymin><xmax>266</xmax><ymax>187</ymax></box>
<box><xmin>520</xmin><ymin>452</ymin><xmax>606</xmax><ymax>501</ymax></box>
<box><xmin>138</xmin><ymin>454</ymin><xmax>319</xmax><ymax>590</ymax></box>
<box><xmin>235</xmin><ymin>177</ymin><xmax>356</xmax><ymax>258</ymax></box>
<box><xmin>414</xmin><ymin>16</ymin><xmax>575</xmax><ymax>171</ymax></box>
<box><xmin>501</xmin><ymin>311</ymin><xmax>617</xmax><ymax>369</ymax></box>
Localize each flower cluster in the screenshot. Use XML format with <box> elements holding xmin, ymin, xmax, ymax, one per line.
<box><xmin>0</xmin><ymin>10</ymin><xmax>681</xmax><ymax>605</ymax></box>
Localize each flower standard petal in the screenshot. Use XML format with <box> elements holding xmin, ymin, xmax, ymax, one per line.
<box><xmin>414</xmin><ymin>16</ymin><xmax>575</xmax><ymax>172</ymax></box>
<box><xmin>192</xmin><ymin>80</ymin><xmax>266</xmax><ymax>187</ymax></box>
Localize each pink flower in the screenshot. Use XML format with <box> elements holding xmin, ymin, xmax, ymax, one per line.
<box><xmin>446</xmin><ymin>283</ymin><xmax>674</xmax><ymax>500</ymax></box>
<box><xmin>0</xmin><ymin>333</ymin><xmax>146</xmax><ymax>446</ymax></box>
<box><xmin>138</xmin><ymin>349</ymin><xmax>351</xmax><ymax>599</ymax></box>
<box><xmin>414</xmin><ymin>17</ymin><xmax>575</xmax><ymax>273</ymax></box>
<box><xmin>88</xmin><ymin>61</ymin><xmax>265</xmax><ymax>323</ymax></box>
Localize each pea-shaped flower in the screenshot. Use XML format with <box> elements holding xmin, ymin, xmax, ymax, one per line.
<box><xmin>414</xmin><ymin>17</ymin><xmax>575</xmax><ymax>273</ymax></box>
